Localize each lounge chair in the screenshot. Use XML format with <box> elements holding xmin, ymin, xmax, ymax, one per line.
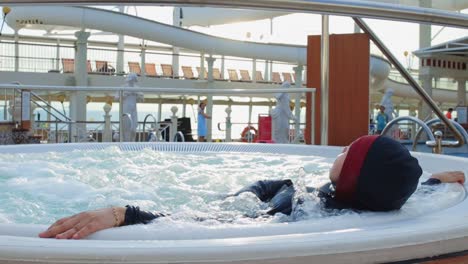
<box><xmin>182</xmin><ymin>66</ymin><xmax>197</xmax><ymax>79</ymax></box>
<box><xmin>255</xmin><ymin>71</ymin><xmax>268</xmax><ymax>83</ymax></box>
<box><xmin>227</xmin><ymin>69</ymin><xmax>241</xmax><ymax>82</ymax></box>
<box><xmin>213</xmin><ymin>68</ymin><xmax>225</xmax><ymax>80</ymax></box>
<box><xmin>96</xmin><ymin>61</ymin><xmax>115</xmax><ymax>75</ymax></box>
<box><xmin>239</xmin><ymin>70</ymin><xmax>252</xmax><ymax>82</ymax></box>
<box><xmin>196</xmin><ymin>67</ymin><xmax>208</xmax><ymax>79</ymax></box>
<box><xmin>62</xmin><ymin>58</ymin><xmax>74</xmax><ymax>73</ymax></box>
<box><xmin>145</xmin><ymin>63</ymin><xmax>158</xmax><ymax>77</ymax></box>
<box><xmin>272</xmin><ymin>72</ymin><xmax>282</xmax><ymax>84</ymax></box>
<box><xmin>128</xmin><ymin>62</ymin><xmax>141</xmax><ymax>75</ymax></box>
<box><xmin>161</xmin><ymin>64</ymin><xmax>175</xmax><ymax>78</ymax></box>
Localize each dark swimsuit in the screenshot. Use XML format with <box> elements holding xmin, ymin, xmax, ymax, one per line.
<box><xmin>123</xmin><ymin>178</ymin><xmax>441</xmax><ymax>226</ymax></box>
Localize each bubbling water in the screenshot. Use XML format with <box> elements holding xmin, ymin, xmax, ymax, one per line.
<box><xmin>0</xmin><ymin>147</ymin><xmax>464</xmax><ymax>230</ymax></box>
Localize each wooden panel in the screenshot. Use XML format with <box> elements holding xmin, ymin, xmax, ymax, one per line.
<box><xmin>306</xmin><ymin>33</ymin><xmax>370</xmax><ymax>146</ymax></box>
<box><xmin>305</xmin><ymin>36</ymin><xmax>321</xmax><ymax>145</ymax></box>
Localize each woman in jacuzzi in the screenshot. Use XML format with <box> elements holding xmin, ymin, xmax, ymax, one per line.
<box><xmin>39</xmin><ymin>135</ymin><xmax>465</xmax><ymax>240</ymax></box>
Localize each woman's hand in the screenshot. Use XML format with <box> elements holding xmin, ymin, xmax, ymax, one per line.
<box><xmin>38</xmin><ymin>207</ymin><xmax>126</xmax><ymax>239</ymax></box>
<box><xmin>430</xmin><ymin>171</ymin><xmax>465</xmax><ymax>184</ymax></box>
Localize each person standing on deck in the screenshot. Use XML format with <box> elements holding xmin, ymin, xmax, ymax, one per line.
<box><xmin>197</xmin><ymin>102</ymin><xmax>211</xmax><ymax>142</ymax></box>
<box><xmin>375</xmin><ymin>105</ymin><xmax>388</xmax><ymax>135</ymax></box>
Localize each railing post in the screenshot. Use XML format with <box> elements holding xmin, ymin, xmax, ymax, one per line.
<box><xmin>103</xmin><ymin>103</ymin><xmax>112</xmax><ymax>142</ymax></box>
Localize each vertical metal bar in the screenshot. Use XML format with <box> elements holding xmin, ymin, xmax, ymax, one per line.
<box><xmin>55</xmin><ymin>39</ymin><xmax>60</xmax><ymax>72</ymax></box>
<box><xmin>14</xmin><ymin>30</ymin><xmax>19</xmax><ymax>72</ymax></box>
<box><xmin>119</xmin><ymin>90</ymin><xmax>123</xmax><ymax>142</ymax></box>
<box><xmin>55</xmin><ymin>120</ymin><xmax>58</xmax><ymax>143</ymax></box>
<box><xmin>3</xmin><ymin>88</ymin><xmax>6</xmax><ymax>120</ymax></box>
<box><xmin>320</xmin><ymin>15</ymin><xmax>329</xmax><ymax>145</ymax></box>
<box><xmin>353</xmin><ymin>17</ymin><xmax>464</xmax><ymax>147</ymax></box>
<box><xmin>310</xmin><ymin>91</ymin><xmax>315</xmax><ymax>145</ymax></box>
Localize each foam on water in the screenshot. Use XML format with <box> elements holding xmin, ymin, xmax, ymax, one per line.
<box><xmin>0</xmin><ymin>147</ymin><xmax>464</xmax><ymax>238</ymax></box>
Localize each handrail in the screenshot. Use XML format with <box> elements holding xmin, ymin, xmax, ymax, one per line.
<box><xmin>381</xmin><ymin>116</ymin><xmax>436</xmax><ymax>152</ymax></box>
<box><xmin>174</xmin><ymin>131</ymin><xmax>185</xmax><ymax>142</ymax></box>
<box><xmin>142</xmin><ymin>114</ymin><xmax>158</xmax><ymax>142</ymax></box>
<box><xmin>354</xmin><ymin>17</ymin><xmax>465</xmax><ymax>148</ymax></box>
<box><xmin>30</xmin><ymin>91</ymin><xmax>71</xmax><ymax>122</ymax></box>
<box><xmin>0</xmin><ymin>84</ymin><xmax>315</xmax><ymax>95</ymax></box>
<box><xmin>412</xmin><ymin>118</ymin><xmax>468</xmax><ymax>151</ymax></box>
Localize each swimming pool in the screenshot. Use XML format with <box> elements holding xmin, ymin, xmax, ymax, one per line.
<box><xmin>0</xmin><ymin>142</ymin><xmax>467</xmax><ymax>263</ymax></box>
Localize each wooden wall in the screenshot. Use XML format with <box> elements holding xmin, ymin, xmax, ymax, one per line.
<box><xmin>305</xmin><ymin>33</ymin><xmax>370</xmax><ymax>146</ymax></box>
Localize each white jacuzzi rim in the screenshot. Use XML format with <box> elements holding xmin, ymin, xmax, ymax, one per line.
<box><xmin>1</xmin><ymin>142</ymin><xmax>468</xmax><ymax>263</ymax></box>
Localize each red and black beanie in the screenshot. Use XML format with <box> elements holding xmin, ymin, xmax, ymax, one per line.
<box><xmin>335</xmin><ymin>135</ymin><xmax>422</xmax><ymax>211</ymax></box>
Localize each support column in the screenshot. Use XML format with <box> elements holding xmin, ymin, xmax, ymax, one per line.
<box><xmin>206</xmin><ymin>56</ymin><xmax>215</xmax><ymax>141</ymax></box>
<box><xmin>320</xmin><ymin>15</ymin><xmax>330</xmax><ymax>145</ymax></box>
<box><xmin>71</xmin><ymin>30</ymin><xmax>90</xmax><ymax>142</ymax></box>
<box><xmin>264</xmin><ymin>60</ymin><xmax>269</xmax><ymax>81</ymax></box>
<box><xmin>172</xmin><ymin>7</ymin><xmax>182</xmax><ymax>79</ymax></box>
<box><xmin>248</xmin><ymin>97</ymin><xmax>253</xmax><ymax>125</ymax></box>
<box><xmin>140</xmin><ymin>43</ymin><xmax>146</xmax><ymax>76</ymax></box>
<box><xmin>252</xmin><ymin>59</ymin><xmax>257</xmax><ymax>83</ymax></box>
<box><xmin>418</xmin><ymin>0</ymin><xmax>431</xmax><ymax>121</ymax></box>
<box><xmin>220</xmin><ymin>55</ymin><xmax>225</xmax><ymax>79</ymax></box>
<box><xmin>293</xmin><ymin>65</ymin><xmax>303</xmax><ymax>140</ymax></box>
<box><xmin>14</xmin><ymin>30</ymin><xmax>19</xmax><ymax>72</ymax></box>
<box><xmin>200</xmin><ymin>53</ymin><xmax>206</xmax><ymax>80</ymax></box>
<box><xmin>55</xmin><ymin>39</ymin><xmax>60</xmax><ymax>71</ymax></box>
<box><xmin>420</xmin><ymin>75</ymin><xmax>433</xmax><ymax>120</ymax></box>
<box><xmin>157</xmin><ymin>97</ymin><xmax>162</xmax><ymax>122</ymax></box>
<box><xmin>458</xmin><ymin>80</ymin><xmax>467</xmax><ymax>106</ymax></box>
<box><xmin>182</xmin><ymin>96</ymin><xmax>187</xmax><ymax>117</ymax></box>
<box><xmin>116</xmin><ymin>6</ymin><xmax>125</xmax><ymax>75</ymax></box>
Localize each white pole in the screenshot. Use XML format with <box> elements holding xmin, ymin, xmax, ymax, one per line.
<box><xmin>320</xmin><ymin>15</ymin><xmax>329</xmax><ymax>145</ymax></box>
<box><xmin>116</xmin><ymin>6</ymin><xmax>125</xmax><ymax>75</ymax></box>
<box><xmin>72</xmin><ymin>30</ymin><xmax>90</xmax><ymax>142</ymax></box>
<box><xmin>293</xmin><ymin>65</ymin><xmax>303</xmax><ymax>142</ymax></box>
<box><xmin>140</xmin><ymin>43</ymin><xmax>146</xmax><ymax>76</ymax></box>
<box><xmin>14</xmin><ymin>30</ymin><xmax>19</xmax><ymax>72</ymax></box>
<box><xmin>206</xmin><ymin>56</ymin><xmax>215</xmax><ymax>141</ymax></box>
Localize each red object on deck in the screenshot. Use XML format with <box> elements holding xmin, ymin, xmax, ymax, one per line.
<box><xmin>256</xmin><ymin>114</ymin><xmax>274</xmax><ymax>143</ymax></box>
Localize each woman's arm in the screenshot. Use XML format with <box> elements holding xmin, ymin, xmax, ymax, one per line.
<box><xmin>429</xmin><ymin>171</ymin><xmax>465</xmax><ymax>184</ymax></box>
<box><xmin>39</xmin><ymin>206</ymin><xmax>164</xmax><ymax>239</ymax></box>
<box><xmin>39</xmin><ymin>207</ymin><xmax>126</xmax><ymax>239</ymax></box>
<box><xmin>202</xmin><ymin>112</ymin><xmax>211</xmax><ymax>119</ymax></box>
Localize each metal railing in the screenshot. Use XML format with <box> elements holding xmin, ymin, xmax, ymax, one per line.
<box><xmin>0</xmin><ymin>84</ymin><xmax>314</xmax><ymax>144</ymax></box>
<box><xmin>354</xmin><ymin>17</ymin><xmax>465</xmax><ymax>149</ymax></box>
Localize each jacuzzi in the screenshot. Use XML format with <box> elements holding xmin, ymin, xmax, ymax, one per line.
<box><xmin>0</xmin><ymin>142</ymin><xmax>467</xmax><ymax>264</ymax></box>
